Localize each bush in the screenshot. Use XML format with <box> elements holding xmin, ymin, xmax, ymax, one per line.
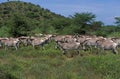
<box><xmin>0</xmin><ymin>26</ymin><xmax>11</xmax><ymax>37</ymax></box>
<box><xmin>108</xmin><ymin>32</ymin><xmax>120</xmax><ymax>37</ymax></box>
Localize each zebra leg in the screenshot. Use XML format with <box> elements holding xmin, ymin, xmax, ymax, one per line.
<box><xmin>82</xmin><ymin>45</ymin><xmax>86</xmax><ymax>50</ymax></box>
<box><xmin>15</xmin><ymin>45</ymin><xmax>18</xmax><ymax>50</ymax></box>
<box><xmin>5</xmin><ymin>46</ymin><xmax>8</xmax><ymax>51</ymax></box>
<box><xmin>77</xmin><ymin>50</ymin><xmax>80</xmax><ymax>56</ymax></box>
<box><xmin>62</xmin><ymin>49</ymin><xmax>66</xmax><ymax>55</ymax></box>
<box><xmin>112</xmin><ymin>48</ymin><xmax>118</xmax><ymax>54</ymax></box>
<box><xmin>55</xmin><ymin>43</ymin><xmax>59</xmax><ymax>49</ymax></box>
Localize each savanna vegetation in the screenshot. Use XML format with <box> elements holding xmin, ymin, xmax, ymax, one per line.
<box><xmin>0</xmin><ymin>1</ymin><xmax>120</xmax><ymax>37</ymax></box>
<box><xmin>0</xmin><ymin>1</ymin><xmax>120</xmax><ymax>79</ymax></box>
<box><xmin>0</xmin><ymin>41</ymin><xmax>120</xmax><ymax>79</ymax></box>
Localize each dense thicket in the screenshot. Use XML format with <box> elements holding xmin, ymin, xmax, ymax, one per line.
<box><xmin>0</xmin><ymin>1</ymin><xmax>65</xmax><ymax>37</ymax></box>
<box><xmin>0</xmin><ymin>1</ymin><xmax>120</xmax><ymax>37</ymax></box>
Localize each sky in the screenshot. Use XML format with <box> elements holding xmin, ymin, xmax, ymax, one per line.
<box><xmin>0</xmin><ymin>0</ymin><xmax>120</xmax><ymax>25</ymax></box>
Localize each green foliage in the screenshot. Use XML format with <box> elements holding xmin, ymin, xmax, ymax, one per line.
<box><xmin>0</xmin><ymin>45</ymin><xmax>120</xmax><ymax>79</ymax></box>
<box><xmin>71</xmin><ymin>12</ymin><xmax>96</xmax><ymax>26</ymax></box>
<box><xmin>0</xmin><ymin>1</ymin><xmax>119</xmax><ymax>36</ymax></box>
<box><xmin>0</xmin><ymin>1</ymin><xmax>66</xmax><ymax>36</ymax></box>
<box><xmin>115</xmin><ymin>17</ymin><xmax>120</xmax><ymax>26</ymax></box>
<box><xmin>70</xmin><ymin>12</ymin><xmax>96</xmax><ymax>34</ymax></box>
<box><xmin>91</xmin><ymin>25</ymin><xmax>120</xmax><ymax>37</ymax></box>
<box><xmin>82</xmin><ymin>55</ymin><xmax>120</xmax><ymax>79</ymax></box>
<box><xmin>51</xmin><ymin>18</ymin><xmax>71</xmax><ymax>33</ymax></box>
<box><xmin>8</xmin><ymin>14</ymin><xmax>33</xmax><ymax>37</ymax></box>
<box><xmin>90</xmin><ymin>21</ymin><xmax>103</xmax><ymax>31</ymax></box>
<box><xmin>0</xmin><ymin>26</ymin><xmax>11</xmax><ymax>37</ymax></box>
<box><xmin>108</xmin><ymin>32</ymin><xmax>120</xmax><ymax>37</ymax></box>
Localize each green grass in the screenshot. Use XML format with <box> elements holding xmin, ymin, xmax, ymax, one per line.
<box><xmin>0</xmin><ymin>42</ymin><xmax>120</xmax><ymax>79</ymax></box>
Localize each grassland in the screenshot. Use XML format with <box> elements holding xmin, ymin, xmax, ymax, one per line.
<box><xmin>0</xmin><ymin>41</ymin><xmax>120</xmax><ymax>79</ymax></box>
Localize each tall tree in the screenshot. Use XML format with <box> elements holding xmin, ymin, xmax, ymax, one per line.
<box><xmin>115</xmin><ymin>17</ymin><xmax>120</xmax><ymax>26</ymax></box>
<box><xmin>71</xmin><ymin>12</ymin><xmax>96</xmax><ymax>26</ymax></box>
<box><xmin>70</xmin><ymin>12</ymin><xmax>96</xmax><ymax>34</ymax></box>
<box><xmin>91</xmin><ymin>21</ymin><xmax>104</xmax><ymax>30</ymax></box>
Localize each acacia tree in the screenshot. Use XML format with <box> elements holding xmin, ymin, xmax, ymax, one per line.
<box><xmin>91</xmin><ymin>21</ymin><xmax>104</xmax><ymax>31</ymax></box>
<box><xmin>71</xmin><ymin>12</ymin><xmax>95</xmax><ymax>25</ymax></box>
<box><xmin>70</xmin><ymin>12</ymin><xmax>96</xmax><ymax>34</ymax></box>
<box><xmin>115</xmin><ymin>17</ymin><xmax>120</xmax><ymax>26</ymax></box>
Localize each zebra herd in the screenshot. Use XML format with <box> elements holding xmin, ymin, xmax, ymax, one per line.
<box><xmin>0</xmin><ymin>34</ymin><xmax>120</xmax><ymax>54</ymax></box>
